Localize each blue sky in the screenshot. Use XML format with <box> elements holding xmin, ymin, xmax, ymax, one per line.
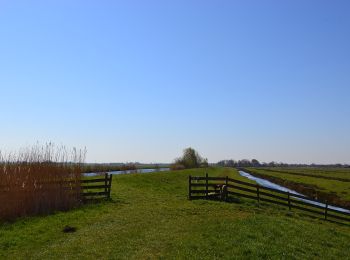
<box><xmin>0</xmin><ymin>1</ymin><xmax>349</xmax><ymax>164</ymax></box>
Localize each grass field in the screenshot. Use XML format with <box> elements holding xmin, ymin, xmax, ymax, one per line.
<box><xmin>1</xmin><ymin>167</ymin><xmax>350</xmax><ymax>259</ymax></box>
<box><xmin>253</xmin><ymin>167</ymin><xmax>350</xmax><ymax>181</ymax></box>
<box><xmin>246</xmin><ymin>168</ymin><xmax>350</xmax><ymax>206</ymax></box>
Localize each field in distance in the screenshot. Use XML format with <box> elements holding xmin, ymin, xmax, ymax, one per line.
<box><xmin>245</xmin><ymin>167</ymin><xmax>350</xmax><ymax>208</ymax></box>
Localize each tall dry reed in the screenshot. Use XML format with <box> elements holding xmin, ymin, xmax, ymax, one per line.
<box><xmin>0</xmin><ymin>143</ymin><xmax>85</xmax><ymax>221</ymax></box>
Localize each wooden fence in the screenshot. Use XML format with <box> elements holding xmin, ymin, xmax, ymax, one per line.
<box><xmin>189</xmin><ymin>174</ymin><xmax>350</xmax><ymax>224</ymax></box>
<box><xmin>81</xmin><ymin>173</ymin><xmax>113</xmax><ymax>200</ymax></box>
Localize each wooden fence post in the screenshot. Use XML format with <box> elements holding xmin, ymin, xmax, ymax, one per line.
<box><xmin>205</xmin><ymin>173</ymin><xmax>208</xmax><ymax>199</ymax></box>
<box><xmin>188</xmin><ymin>175</ymin><xmax>192</xmax><ymax>200</ymax></box>
<box><xmin>288</xmin><ymin>192</ymin><xmax>291</xmax><ymax>210</ymax></box>
<box><xmin>222</xmin><ymin>185</ymin><xmax>228</xmax><ymax>201</ymax></box>
<box><xmin>225</xmin><ymin>176</ymin><xmax>228</xmax><ymax>201</ymax></box>
<box><xmin>104</xmin><ymin>173</ymin><xmax>108</xmax><ymax>196</ymax></box>
<box><xmin>108</xmin><ymin>174</ymin><xmax>113</xmax><ymax>199</ymax></box>
<box><xmin>182</xmin><ymin>176</ymin><xmax>350</xmax><ymax>223</ymax></box>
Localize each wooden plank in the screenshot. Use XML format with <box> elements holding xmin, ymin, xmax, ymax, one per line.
<box><xmin>190</xmin><ymin>189</ymin><xmax>218</xmax><ymax>194</ymax></box>
<box><xmin>259</xmin><ymin>186</ymin><xmax>308</xmax><ymax>200</ymax></box>
<box><xmin>290</xmin><ymin>205</ymin><xmax>324</xmax><ymax>216</ymax></box>
<box><xmin>227</xmin><ymin>191</ymin><xmax>257</xmax><ymax>201</ymax></box>
<box><xmin>259</xmin><ymin>185</ymin><xmax>293</xmax><ymax>196</ymax></box>
<box><xmin>229</xmin><ymin>177</ymin><xmax>348</xmax><ymax>215</ymax></box>
<box><xmin>229</xmin><ymin>190</ymin><xmax>323</xmax><ymax>215</ymax></box>
<box><xmin>227</xmin><ymin>178</ymin><xmax>257</xmax><ymax>188</ymax></box>
<box><xmin>258</xmin><ymin>185</ymin><xmax>328</xmax><ymax>204</ymax></box>
<box><xmin>228</xmin><ymin>177</ymin><xmax>332</xmax><ymax>205</ymax></box>
<box><xmin>189</xmin><ymin>175</ymin><xmax>350</xmax><ymax>223</ymax></box>
<box><xmin>190</xmin><ymin>194</ymin><xmax>220</xmax><ymax>199</ymax></box>
<box><xmin>259</xmin><ymin>197</ymin><xmax>289</xmax><ymax>207</ymax></box>
<box><xmin>191</xmin><ymin>183</ymin><xmax>223</xmax><ymax>187</ymax></box>
<box><xmin>291</xmin><ymin>197</ymin><xmax>350</xmax><ymax>217</ymax></box>
<box><xmin>290</xmin><ymin>198</ymin><xmax>326</xmax><ymax>211</ymax></box>
<box><xmin>81</xmin><ymin>179</ymin><xmax>106</xmax><ymax>183</ymax></box>
<box><xmin>227</xmin><ymin>184</ymin><xmax>256</xmax><ymax>194</ymax></box>
<box><xmin>231</xmin><ymin>181</ymin><xmax>307</xmax><ymax>200</ymax></box>
<box><xmin>326</xmin><ymin>213</ymin><xmax>350</xmax><ymax>222</ymax></box>
<box><xmin>82</xmin><ymin>191</ymin><xmax>108</xmax><ymax>196</ymax></box>
<box><xmin>207</xmin><ymin>176</ymin><xmax>226</xmax><ymax>181</ymax></box>
<box><xmin>327</xmin><ymin>207</ymin><xmax>350</xmax><ymax>216</ymax></box>
<box><xmin>81</xmin><ymin>185</ymin><xmax>108</xmax><ymax>190</ymax></box>
<box><xmin>193</xmin><ymin>176</ymin><xmax>226</xmax><ymax>181</ymax></box>
<box><xmin>259</xmin><ymin>191</ymin><xmax>290</xmax><ymax>202</ymax></box>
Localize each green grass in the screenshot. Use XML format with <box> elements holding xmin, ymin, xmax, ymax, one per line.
<box><xmin>256</xmin><ymin>167</ymin><xmax>350</xmax><ymax>181</ymax></box>
<box><xmin>1</xmin><ymin>167</ymin><xmax>350</xmax><ymax>259</ymax></box>
<box><xmin>247</xmin><ymin>167</ymin><xmax>350</xmax><ymax>202</ymax></box>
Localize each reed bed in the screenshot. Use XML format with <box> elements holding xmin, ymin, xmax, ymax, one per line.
<box><xmin>0</xmin><ymin>144</ymin><xmax>85</xmax><ymax>221</ymax></box>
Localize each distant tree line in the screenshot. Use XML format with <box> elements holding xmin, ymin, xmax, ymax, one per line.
<box><xmin>217</xmin><ymin>159</ymin><xmax>350</xmax><ymax>168</ymax></box>
<box><xmin>217</xmin><ymin>159</ymin><xmax>263</xmax><ymax>167</ymax></box>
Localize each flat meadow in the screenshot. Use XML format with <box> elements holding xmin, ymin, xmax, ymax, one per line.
<box><xmin>1</xmin><ymin>167</ymin><xmax>350</xmax><ymax>259</ymax></box>
<box><xmin>246</xmin><ymin>167</ymin><xmax>350</xmax><ymax>207</ymax></box>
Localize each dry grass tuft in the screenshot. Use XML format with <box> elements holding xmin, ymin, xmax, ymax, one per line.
<box><xmin>0</xmin><ymin>143</ymin><xmax>85</xmax><ymax>221</ymax></box>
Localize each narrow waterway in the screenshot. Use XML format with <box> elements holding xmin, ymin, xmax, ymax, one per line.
<box><xmin>239</xmin><ymin>170</ymin><xmax>350</xmax><ymax>214</ymax></box>
<box><xmin>84</xmin><ymin>168</ymin><xmax>170</xmax><ymax>177</ymax></box>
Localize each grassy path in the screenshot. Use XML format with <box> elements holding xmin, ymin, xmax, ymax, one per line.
<box><xmin>1</xmin><ymin>168</ymin><xmax>350</xmax><ymax>259</ymax></box>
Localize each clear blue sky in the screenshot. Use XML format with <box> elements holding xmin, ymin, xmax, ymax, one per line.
<box><xmin>1</xmin><ymin>1</ymin><xmax>349</xmax><ymax>164</ymax></box>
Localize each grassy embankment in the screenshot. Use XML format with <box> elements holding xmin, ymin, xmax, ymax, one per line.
<box><xmin>245</xmin><ymin>167</ymin><xmax>350</xmax><ymax>207</ymax></box>
<box><xmin>1</xmin><ymin>167</ymin><xmax>350</xmax><ymax>259</ymax></box>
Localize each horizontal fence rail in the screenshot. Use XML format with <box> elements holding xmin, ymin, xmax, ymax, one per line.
<box><xmin>0</xmin><ymin>174</ymin><xmax>113</xmax><ymax>203</ymax></box>
<box><xmin>188</xmin><ymin>174</ymin><xmax>350</xmax><ymax>224</ymax></box>
<box><xmin>81</xmin><ymin>173</ymin><xmax>112</xmax><ymax>200</ymax></box>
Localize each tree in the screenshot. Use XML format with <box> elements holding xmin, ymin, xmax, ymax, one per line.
<box><xmin>172</xmin><ymin>147</ymin><xmax>206</xmax><ymax>169</ymax></box>
<box><xmin>251</xmin><ymin>159</ymin><xmax>260</xmax><ymax>167</ymax></box>
<box><xmin>268</xmin><ymin>161</ymin><xmax>276</xmax><ymax>167</ymax></box>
